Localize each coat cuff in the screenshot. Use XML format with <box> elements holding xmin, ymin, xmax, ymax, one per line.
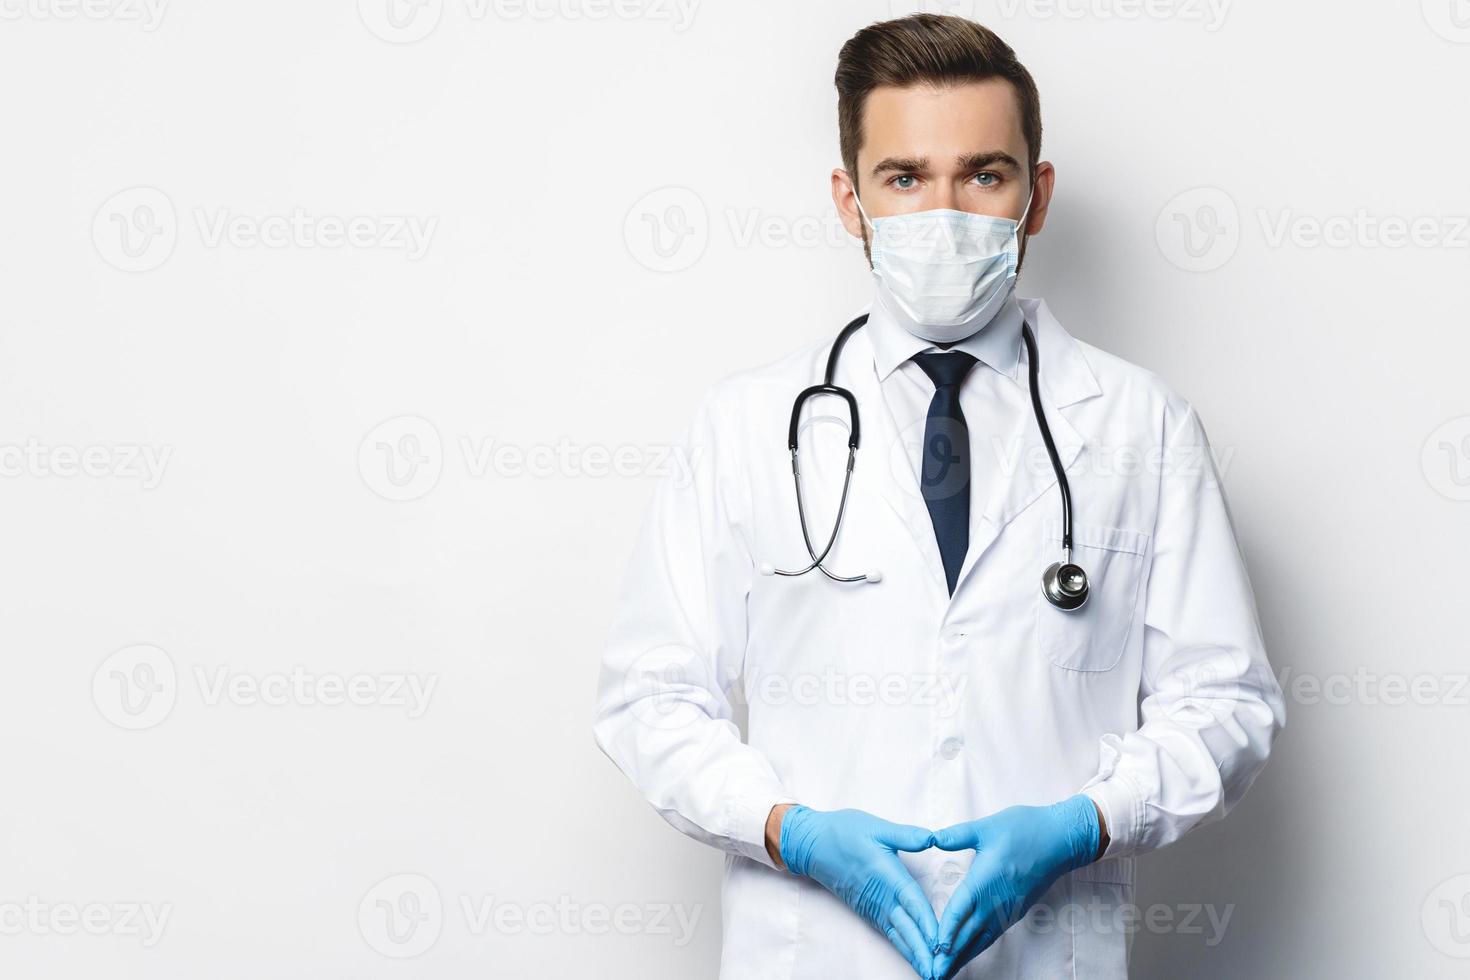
<box><xmin>726</xmin><ymin>791</ymin><xmax>800</xmax><ymax>870</ymax></box>
<box><xmin>1082</xmin><ymin>775</ymin><xmax>1144</xmax><ymax>859</ymax></box>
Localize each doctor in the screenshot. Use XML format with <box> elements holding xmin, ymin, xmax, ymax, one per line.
<box><xmin>594</xmin><ymin>13</ymin><xmax>1284</xmax><ymax>980</ymax></box>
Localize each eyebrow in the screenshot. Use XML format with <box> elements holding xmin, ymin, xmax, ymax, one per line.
<box><xmin>957</xmin><ymin>151</ymin><xmax>1022</xmax><ymax>173</ymax></box>
<box><xmin>870</xmin><ymin>151</ymin><xmax>1023</xmax><ymax>177</ymax></box>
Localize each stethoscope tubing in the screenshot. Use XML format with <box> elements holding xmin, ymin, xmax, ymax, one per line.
<box><xmin>769</xmin><ymin>313</ymin><xmax>1087</xmax><ymax>608</ymax></box>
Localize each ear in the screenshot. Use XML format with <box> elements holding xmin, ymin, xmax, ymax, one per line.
<box><xmin>1024</xmin><ymin>160</ymin><xmax>1057</xmax><ymax>237</ymax></box>
<box><xmin>831</xmin><ymin>168</ymin><xmax>867</xmax><ymax>241</ymax></box>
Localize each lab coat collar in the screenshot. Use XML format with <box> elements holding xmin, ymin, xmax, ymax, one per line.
<box><xmin>849</xmin><ymin>294</ymin><xmax>1101</xmax><ymax>410</ymax></box>
<box><xmin>1015</xmin><ymin>297</ymin><xmax>1103</xmax><ymax>410</ymax></box>
<box><xmin>865</xmin><ymin>287</ymin><xmax>1025</xmax><ymax>383</ymax></box>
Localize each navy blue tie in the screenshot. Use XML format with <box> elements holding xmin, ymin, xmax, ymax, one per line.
<box><xmin>913</xmin><ymin>351</ymin><xmax>978</xmax><ymax>595</ymax></box>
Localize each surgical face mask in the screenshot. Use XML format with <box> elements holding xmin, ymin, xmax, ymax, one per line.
<box><xmin>855</xmin><ymin>189</ymin><xmax>1034</xmax><ymax>344</ymax></box>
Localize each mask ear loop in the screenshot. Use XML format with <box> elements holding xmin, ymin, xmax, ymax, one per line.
<box><xmin>1014</xmin><ymin>179</ymin><xmax>1038</xmax><ymax>271</ymax></box>
<box><xmin>850</xmin><ymin>181</ymin><xmax>876</xmax><ymax>236</ymax></box>
<box><xmin>1015</xmin><ymin>182</ymin><xmax>1037</xmax><ymax>240</ymax></box>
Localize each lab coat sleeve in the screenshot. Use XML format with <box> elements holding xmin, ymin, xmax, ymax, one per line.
<box><xmin>592</xmin><ymin>384</ymin><xmax>797</xmax><ymax>870</ymax></box>
<box><xmin>1081</xmin><ymin>398</ymin><xmax>1286</xmax><ymax>859</ymax></box>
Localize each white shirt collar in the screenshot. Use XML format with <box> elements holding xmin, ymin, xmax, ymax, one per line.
<box><xmin>865</xmin><ymin>286</ymin><xmax>1026</xmax><ymax>384</ymax></box>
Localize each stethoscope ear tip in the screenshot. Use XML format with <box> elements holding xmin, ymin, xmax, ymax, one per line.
<box><xmin>758</xmin><ymin>563</ymin><xmax>775</xmax><ymax>577</ymax></box>
<box><xmin>864</xmin><ymin>569</ymin><xmax>883</xmax><ymax>584</ymax></box>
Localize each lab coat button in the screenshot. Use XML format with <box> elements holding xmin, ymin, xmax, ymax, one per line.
<box><xmin>940</xmin><ymin>861</ymin><xmax>963</xmax><ymax>885</ymax></box>
<box><xmin>939</xmin><ymin>737</ymin><xmax>963</xmax><ymax>760</ymax></box>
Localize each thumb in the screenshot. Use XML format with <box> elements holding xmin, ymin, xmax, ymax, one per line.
<box><xmin>877</xmin><ymin>821</ymin><xmax>936</xmax><ymax>853</ymax></box>
<box><xmin>931</xmin><ymin>822</ymin><xmax>980</xmax><ymax>851</ymax></box>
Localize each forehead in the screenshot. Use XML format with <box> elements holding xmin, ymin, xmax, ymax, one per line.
<box><xmin>858</xmin><ymin>78</ymin><xmax>1026</xmax><ymax>164</ymax></box>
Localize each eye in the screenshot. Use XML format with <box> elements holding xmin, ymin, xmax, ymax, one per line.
<box><xmin>971</xmin><ymin>172</ymin><xmax>999</xmax><ymax>187</ymax></box>
<box><xmin>890</xmin><ymin>174</ymin><xmax>919</xmax><ymax>191</ymax></box>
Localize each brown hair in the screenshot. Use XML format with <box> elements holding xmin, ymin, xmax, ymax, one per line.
<box><xmin>835</xmin><ymin>14</ymin><xmax>1042</xmax><ymax>189</ymax></box>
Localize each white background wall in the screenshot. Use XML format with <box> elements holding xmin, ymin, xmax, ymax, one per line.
<box><xmin>1</xmin><ymin>0</ymin><xmax>1467</xmax><ymax>976</ymax></box>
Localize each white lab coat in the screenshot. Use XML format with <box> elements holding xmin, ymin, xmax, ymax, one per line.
<box><xmin>593</xmin><ymin>298</ymin><xmax>1285</xmax><ymax>979</ymax></box>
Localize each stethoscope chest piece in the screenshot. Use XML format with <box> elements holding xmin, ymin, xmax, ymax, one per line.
<box><xmin>1042</xmin><ymin>561</ymin><xmax>1090</xmax><ymax>611</ymax></box>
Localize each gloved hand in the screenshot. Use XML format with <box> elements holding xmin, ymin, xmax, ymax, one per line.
<box><xmin>780</xmin><ymin>806</ymin><xmax>943</xmax><ymax>979</ymax></box>
<box><xmin>929</xmin><ymin>795</ymin><xmax>1100</xmax><ymax>979</ymax></box>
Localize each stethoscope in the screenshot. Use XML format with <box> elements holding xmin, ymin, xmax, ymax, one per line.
<box><xmin>759</xmin><ymin>313</ymin><xmax>1091</xmax><ymax>611</ymax></box>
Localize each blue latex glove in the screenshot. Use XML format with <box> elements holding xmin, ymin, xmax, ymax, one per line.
<box><xmin>929</xmin><ymin>795</ymin><xmax>1100</xmax><ymax>979</ymax></box>
<box><xmin>780</xmin><ymin>806</ymin><xmax>943</xmax><ymax>978</ymax></box>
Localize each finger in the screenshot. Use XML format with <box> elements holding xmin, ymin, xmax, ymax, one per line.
<box><xmin>883</xmin><ymin>918</ymin><xmax>916</xmax><ymax>967</ymax></box>
<box><xmin>931</xmin><ymin>823</ymin><xmax>979</xmax><ymax>852</ymax></box>
<box><xmin>935</xmin><ymin>916</ymin><xmax>1002</xmax><ymax>980</ymax></box>
<box><xmin>936</xmin><ymin>868</ymin><xmax>981</xmax><ymax>944</ymax></box>
<box><xmin>878</xmin><ymin>821</ymin><xmax>937</xmax><ymax>853</ymax></box>
<box><xmin>887</xmin><ymin>905</ymin><xmax>935</xmax><ymax>979</ymax></box>
<box><xmin>888</xmin><ymin>864</ymin><xmax>942</xmax><ymax>952</ymax></box>
<box><xmin>941</xmin><ymin>906</ymin><xmax>992</xmax><ymax>973</ymax></box>
<box><xmin>936</xmin><ymin>870</ymin><xmax>1009</xmax><ymax>977</ymax></box>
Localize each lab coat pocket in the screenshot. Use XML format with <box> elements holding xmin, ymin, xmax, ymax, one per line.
<box><xmin>1064</xmin><ymin>877</ymin><xmax>1133</xmax><ymax>979</ymax></box>
<box><xmin>1037</xmin><ymin>520</ymin><xmax>1148</xmax><ymax>672</ymax></box>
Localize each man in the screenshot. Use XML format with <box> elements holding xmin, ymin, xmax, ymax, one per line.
<box><xmin>594</xmin><ymin>14</ymin><xmax>1284</xmax><ymax>979</ymax></box>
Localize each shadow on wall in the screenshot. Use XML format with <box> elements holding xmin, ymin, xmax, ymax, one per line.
<box><xmin>1128</xmin><ymin>748</ymin><xmax>1300</xmax><ymax>978</ymax></box>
